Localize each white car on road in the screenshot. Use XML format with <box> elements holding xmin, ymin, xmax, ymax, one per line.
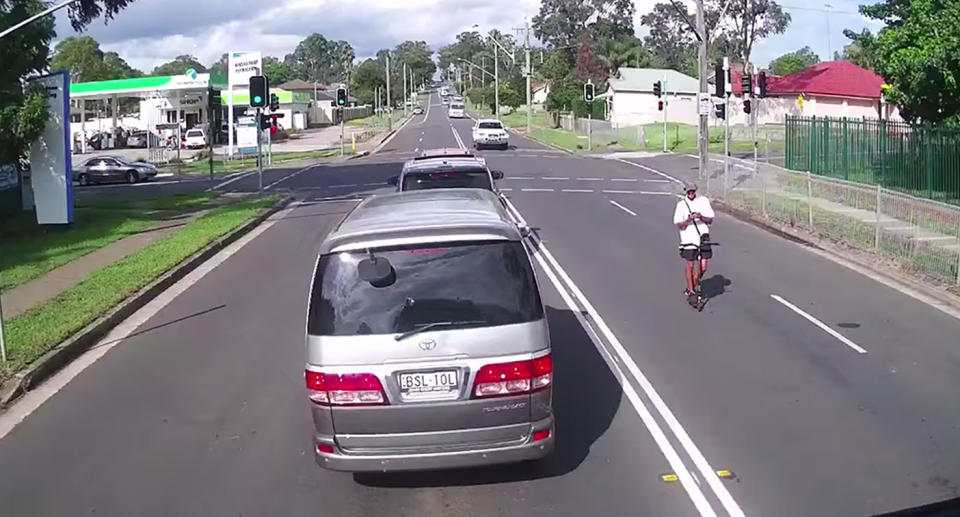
<box><xmin>472</xmin><ymin>119</ymin><xmax>510</xmax><ymax>150</ymax></box>
<box><xmin>448</xmin><ymin>102</ymin><xmax>465</xmax><ymax>118</ymax></box>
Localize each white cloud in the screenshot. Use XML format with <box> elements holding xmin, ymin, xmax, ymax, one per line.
<box><xmin>54</xmin><ymin>0</ymin><xmax>885</xmax><ymax>74</ymax></box>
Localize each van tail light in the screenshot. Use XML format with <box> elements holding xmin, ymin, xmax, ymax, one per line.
<box><xmin>305</xmin><ymin>370</ymin><xmax>386</xmax><ymax>406</ymax></box>
<box><xmin>533</xmin><ymin>429</ymin><xmax>551</xmax><ymax>442</ymax></box>
<box><xmin>473</xmin><ymin>354</ymin><xmax>552</xmax><ymax>398</ymax></box>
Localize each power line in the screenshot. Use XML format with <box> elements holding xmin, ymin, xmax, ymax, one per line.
<box><xmin>778</xmin><ymin>4</ymin><xmax>860</xmax><ymax>14</ymax></box>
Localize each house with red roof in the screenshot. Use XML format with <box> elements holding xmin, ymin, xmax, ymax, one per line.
<box><xmin>723</xmin><ymin>61</ymin><xmax>899</xmax><ymax>124</ymax></box>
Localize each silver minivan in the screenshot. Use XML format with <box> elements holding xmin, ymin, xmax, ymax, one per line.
<box><xmin>305</xmin><ymin>189</ymin><xmax>554</xmax><ymax>472</ymax></box>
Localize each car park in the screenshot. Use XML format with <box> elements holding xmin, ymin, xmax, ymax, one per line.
<box><xmin>472</xmin><ymin>119</ymin><xmax>510</xmax><ymax>150</ymax></box>
<box><xmin>72</xmin><ymin>155</ymin><xmax>158</xmax><ymax>186</ymax></box>
<box><xmin>305</xmin><ymin>188</ymin><xmax>553</xmax><ymax>472</ymax></box>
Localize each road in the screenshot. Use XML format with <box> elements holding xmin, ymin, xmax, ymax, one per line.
<box><xmin>2</xmin><ymin>92</ymin><xmax>960</xmax><ymax>516</ymax></box>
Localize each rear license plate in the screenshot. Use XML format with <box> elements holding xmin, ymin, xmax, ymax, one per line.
<box><xmin>399</xmin><ymin>370</ymin><xmax>459</xmax><ymax>394</ymax></box>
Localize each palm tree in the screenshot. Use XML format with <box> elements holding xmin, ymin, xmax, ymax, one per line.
<box><xmin>596</xmin><ymin>37</ymin><xmax>654</xmax><ymax>75</ymax></box>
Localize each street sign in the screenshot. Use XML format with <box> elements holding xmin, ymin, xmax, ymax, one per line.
<box><xmin>156</xmin><ymin>123</ymin><xmax>180</xmax><ymax>130</ymax></box>
<box><xmin>228</xmin><ymin>51</ymin><xmax>262</xmax><ymax>87</ymax></box>
<box><xmin>698</xmin><ymin>93</ymin><xmax>712</xmax><ymax>116</ymax></box>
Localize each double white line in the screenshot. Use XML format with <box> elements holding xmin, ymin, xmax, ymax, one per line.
<box><xmin>501</xmin><ymin>197</ymin><xmax>745</xmax><ymax>517</ymax></box>
<box><xmin>451</xmin><ymin>125</ymin><xmax>467</xmax><ymax>150</ymax></box>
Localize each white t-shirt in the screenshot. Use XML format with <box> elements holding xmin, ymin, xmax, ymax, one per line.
<box><xmin>673</xmin><ymin>195</ymin><xmax>715</xmax><ymax>247</ymax></box>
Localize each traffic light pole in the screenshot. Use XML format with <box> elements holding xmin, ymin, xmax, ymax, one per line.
<box><xmin>723</xmin><ymin>57</ymin><xmax>730</xmax><ymax>196</ymax></box>
<box><xmin>340</xmin><ymin>108</ymin><xmax>345</xmax><ymax>157</ymax></box>
<box><xmin>662</xmin><ymin>75</ymin><xmax>668</xmax><ymax>153</ymax></box>
<box><xmin>386</xmin><ymin>54</ymin><xmax>392</xmax><ymax>132</ymax></box>
<box><xmin>256</xmin><ymin>108</ymin><xmax>263</xmax><ymax>193</ymax></box>
<box><xmin>753</xmin><ymin>64</ymin><xmax>759</xmax><ymax>170</ymax></box>
<box><xmin>696</xmin><ymin>0</ymin><xmax>709</xmax><ymax>181</ymax></box>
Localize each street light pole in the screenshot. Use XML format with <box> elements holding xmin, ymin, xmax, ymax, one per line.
<box><xmin>403</xmin><ymin>62</ymin><xmax>408</xmax><ymax>117</ymax></box>
<box><xmin>494</xmin><ymin>44</ymin><xmax>499</xmax><ymax>119</ymax></box>
<box><xmin>0</xmin><ymin>0</ymin><xmax>79</xmax><ymax>39</ymax></box>
<box><xmin>385</xmin><ymin>54</ymin><xmax>392</xmax><ymax>131</ymax></box>
<box><xmin>696</xmin><ymin>0</ymin><xmax>709</xmax><ymax>180</ymax></box>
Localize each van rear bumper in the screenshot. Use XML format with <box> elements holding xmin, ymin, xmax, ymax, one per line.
<box><xmin>314</xmin><ymin>416</ymin><xmax>554</xmax><ymax>472</ymax></box>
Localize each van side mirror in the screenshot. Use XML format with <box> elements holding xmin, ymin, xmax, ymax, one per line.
<box><xmin>491</xmin><ymin>170</ymin><xmax>504</xmax><ymax>180</ymax></box>
<box><xmin>387</xmin><ymin>175</ymin><xmax>399</xmax><ymax>186</ymax></box>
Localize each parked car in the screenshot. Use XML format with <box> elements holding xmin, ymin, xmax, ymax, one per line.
<box><xmin>126</xmin><ymin>131</ymin><xmax>149</xmax><ymax>148</ymax></box>
<box><xmin>472</xmin><ymin>119</ymin><xmax>510</xmax><ymax>150</ymax></box>
<box><xmin>73</xmin><ymin>156</ymin><xmax>158</xmax><ymax>186</ymax></box>
<box><xmin>183</xmin><ymin>128</ymin><xmax>207</xmax><ymax>149</ymax></box>
<box><xmin>305</xmin><ymin>188</ymin><xmax>552</xmax><ymax>472</ymax></box>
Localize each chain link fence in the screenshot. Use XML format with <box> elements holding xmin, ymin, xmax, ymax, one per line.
<box><xmin>701</xmin><ymin>154</ymin><xmax>960</xmax><ymax>284</ymax></box>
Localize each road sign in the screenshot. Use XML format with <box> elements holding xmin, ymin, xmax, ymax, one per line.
<box><xmin>228</xmin><ymin>51</ymin><xmax>262</xmax><ymax>87</ymax></box>
<box><xmin>698</xmin><ymin>93</ymin><xmax>712</xmax><ymax>116</ymax></box>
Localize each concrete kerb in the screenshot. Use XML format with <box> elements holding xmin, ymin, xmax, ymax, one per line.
<box><xmin>362</xmin><ymin>114</ymin><xmax>416</xmax><ymax>158</ymax></box>
<box><xmin>0</xmin><ymin>195</ymin><xmax>294</xmax><ymax>409</ymax></box>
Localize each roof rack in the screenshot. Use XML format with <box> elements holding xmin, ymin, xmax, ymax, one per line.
<box><xmin>413</xmin><ymin>148</ymin><xmax>477</xmax><ymax>161</ymax></box>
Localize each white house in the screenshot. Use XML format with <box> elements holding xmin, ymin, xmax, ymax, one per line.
<box><xmin>532</xmin><ymin>81</ymin><xmax>550</xmax><ymax>105</ymax></box>
<box><xmin>604</xmin><ymin>68</ymin><xmax>701</xmax><ymax>126</ymax></box>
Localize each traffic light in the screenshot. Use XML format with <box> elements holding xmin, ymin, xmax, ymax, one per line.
<box><xmin>715</xmin><ymin>63</ymin><xmax>725</xmax><ymax>98</ymax></box>
<box><xmin>336</xmin><ymin>86</ymin><xmax>347</xmax><ymax>106</ymax></box>
<box><xmin>583</xmin><ymin>82</ymin><xmax>595</xmax><ymax>102</ymax></box>
<box><xmin>259</xmin><ymin>112</ymin><xmax>271</xmax><ymax>130</ymax></box>
<box><xmin>269</xmin><ymin>93</ymin><xmax>279</xmax><ymax>112</ymax></box>
<box><xmin>743</xmin><ymin>99</ymin><xmax>752</xmax><ymax>114</ymax></box>
<box><xmin>741</xmin><ymin>73</ymin><xmax>751</xmax><ymax>98</ymax></box>
<box><xmin>758</xmin><ymin>71</ymin><xmax>768</xmax><ymax>98</ymax></box>
<box><xmin>249</xmin><ymin>75</ymin><xmax>268</xmax><ymax>108</ymax></box>
<box><xmin>714</xmin><ymin>103</ymin><xmax>725</xmax><ymax>120</ymax></box>
<box><xmin>653</xmin><ymin>81</ymin><xmax>662</xmax><ymax>98</ymax></box>
<box><xmin>658</xmin><ymin>100</ymin><xmax>664</xmax><ymax>111</ymax></box>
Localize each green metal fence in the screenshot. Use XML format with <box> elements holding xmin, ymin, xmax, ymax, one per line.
<box><xmin>785</xmin><ymin>116</ymin><xmax>960</xmax><ymax>204</ymax></box>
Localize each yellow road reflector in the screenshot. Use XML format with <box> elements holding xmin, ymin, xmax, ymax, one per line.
<box><xmin>716</xmin><ymin>469</ymin><xmax>734</xmax><ymax>478</ymax></box>
<box><xmin>660</xmin><ymin>473</ymin><xmax>678</xmax><ymax>483</ymax></box>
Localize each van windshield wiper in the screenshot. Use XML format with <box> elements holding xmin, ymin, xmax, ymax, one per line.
<box><xmin>394</xmin><ymin>320</ymin><xmax>487</xmax><ymax>341</ymax></box>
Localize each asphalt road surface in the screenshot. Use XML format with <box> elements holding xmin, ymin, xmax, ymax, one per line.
<box><xmin>3</xmin><ymin>92</ymin><xmax>960</xmax><ymax>516</ymax></box>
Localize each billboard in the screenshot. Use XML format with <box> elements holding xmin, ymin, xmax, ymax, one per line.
<box><xmin>28</xmin><ymin>71</ymin><xmax>74</xmax><ymax>225</ymax></box>
<box><xmin>228</xmin><ymin>51</ymin><xmax>262</xmax><ymax>87</ymax></box>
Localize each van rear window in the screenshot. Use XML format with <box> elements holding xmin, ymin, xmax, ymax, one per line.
<box><xmin>308</xmin><ymin>242</ymin><xmax>543</xmax><ymax>336</ymax></box>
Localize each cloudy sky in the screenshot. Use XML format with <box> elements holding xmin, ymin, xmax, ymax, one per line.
<box><xmin>53</xmin><ymin>0</ymin><xmax>884</xmax><ymax>74</ymax></box>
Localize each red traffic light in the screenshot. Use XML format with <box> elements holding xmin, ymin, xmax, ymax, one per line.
<box><xmin>658</xmin><ymin>100</ymin><xmax>664</xmax><ymax>111</ymax></box>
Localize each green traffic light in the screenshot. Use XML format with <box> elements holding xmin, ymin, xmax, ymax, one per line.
<box><xmin>254</xmin><ymin>96</ymin><xmax>262</xmax><ymax>104</ymax></box>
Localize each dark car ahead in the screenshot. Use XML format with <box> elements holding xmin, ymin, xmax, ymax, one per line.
<box><xmin>73</xmin><ymin>156</ymin><xmax>158</xmax><ymax>186</ymax></box>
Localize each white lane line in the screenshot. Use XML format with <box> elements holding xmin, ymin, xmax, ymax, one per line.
<box><xmin>770</xmin><ymin>295</ymin><xmax>868</xmax><ymax>354</ymax></box>
<box><xmin>499</xmin><ymin>188</ymin><xmax>513</xmax><ymax>192</ymax></box>
<box><xmin>508</xmin><ymin>176</ymin><xmax>534</xmax><ymax>180</ymax></box>
<box><xmin>265</xmin><ymin>164</ymin><xmax>315</xmax><ymax>191</ymax></box>
<box><xmin>639</xmin><ymin>191</ymin><xmax>679</xmax><ymax>196</ymax></box>
<box><xmin>614</xmin><ymin>159</ymin><xmax>684</xmax><ymax>185</ymax></box>
<box><xmin>577</xmin><ymin>177</ymin><xmax>603</xmax><ymax>181</ymax></box>
<box><xmin>521</xmin><ymin>188</ymin><xmax>554</xmax><ymax>192</ymax></box>
<box><xmin>329</xmin><ymin>183</ymin><xmax>359</xmax><ymax>189</ymax></box>
<box><xmin>363</xmin><ymin>182</ymin><xmax>383</xmax><ymax>186</ymax></box>
<box><xmin>602</xmin><ymin>189</ymin><xmax>635</xmax><ymax>194</ymax></box>
<box><xmin>915</xmin><ymin>236</ymin><xmax>956</xmax><ymax>241</ymax></box>
<box><xmin>501</xmin><ymin>199</ymin><xmax>729</xmax><ymax>517</ymax></box>
<box><xmin>541</xmin><ymin>176</ymin><xmax>569</xmax><ymax>180</ymax></box>
<box><xmin>609</xmin><ymin>200</ymin><xmax>637</xmax><ymax>216</ymax></box>
<box><xmin>0</xmin><ymin>203</ymin><xmax>301</xmax><ymax>442</ymax></box>
<box><xmin>562</xmin><ymin>189</ymin><xmax>594</xmax><ymax>193</ymax></box>
<box><xmin>611</xmin><ymin>178</ymin><xmax>639</xmax><ymax>182</ymax></box>
<box><xmin>210</xmin><ymin>170</ymin><xmax>256</xmax><ymax>190</ymax></box>
<box><xmin>644</xmin><ymin>179</ymin><xmax>672</xmax><ymax>183</ymax></box>
<box><xmin>450</xmin><ymin>125</ymin><xmax>466</xmax><ymax>150</ymax></box>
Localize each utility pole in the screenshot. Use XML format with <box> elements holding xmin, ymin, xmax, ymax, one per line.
<box><xmin>403</xmin><ymin>62</ymin><xmax>408</xmax><ymax>117</ymax></box>
<box><xmin>513</xmin><ymin>20</ymin><xmax>533</xmax><ymax>134</ymax></box>
<box><xmin>494</xmin><ymin>44</ymin><xmax>500</xmax><ymax>119</ymax></box>
<box><xmin>385</xmin><ymin>54</ymin><xmax>392</xmax><ymax>131</ymax></box>
<box><xmin>256</xmin><ymin>109</ymin><xmax>263</xmax><ymax>192</ymax></box>
<box><xmin>696</xmin><ymin>0</ymin><xmax>709</xmax><ymax>180</ymax></box>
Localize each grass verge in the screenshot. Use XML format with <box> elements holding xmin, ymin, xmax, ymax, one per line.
<box><xmin>0</xmin><ymin>195</ymin><xmax>279</xmax><ymax>383</ymax></box>
<box><xmin>165</xmin><ymin>150</ymin><xmax>341</xmax><ymax>176</ymax></box>
<box><xmin>0</xmin><ymin>193</ymin><xmax>216</xmax><ymax>292</ymax></box>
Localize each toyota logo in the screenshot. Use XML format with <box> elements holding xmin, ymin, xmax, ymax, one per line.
<box><xmin>418</xmin><ymin>339</ymin><xmax>437</xmax><ymax>351</ymax></box>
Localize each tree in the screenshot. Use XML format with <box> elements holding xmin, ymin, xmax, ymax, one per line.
<box><xmin>1</xmin><ymin>0</ymin><xmax>137</xmax><ymax>167</ymax></box>
<box><xmin>854</xmin><ymin>0</ymin><xmax>960</xmax><ymax>122</ymax></box>
<box><xmin>50</xmin><ymin>37</ymin><xmax>141</xmax><ymax>81</ymax></box>
<box><xmin>642</xmin><ymin>0</ymin><xmax>789</xmax><ymax>73</ymax></box>
<box><xmin>533</xmin><ymin>0</ymin><xmax>635</xmax><ymax>48</ymax></box>
<box><xmin>394</xmin><ymin>40</ymin><xmax>436</xmax><ymax>88</ymax></box>
<box><xmin>103</xmin><ymin>52</ymin><xmax>141</xmax><ymax>78</ymax></box>
<box><xmin>595</xmin><ymin>37</ymin><xmax>656</xmax><ymax>74</ymax></box>
<box><xmin>288</xmin><ymin>34</ymin><xmax>355</xmax><ymax>84</ymax></box>
<box><xmin>840</xmin><ymin>29</ymin><xmax>879</xmax><ymax>70</ymax></box>
<box><xmin>208</xmin><ymin>53</ymin><xmax>228</xmax><ymax>76</ymax></box>
<box><xmin>575</xmin><ymin>37</ymin><xmax>607</xmax><ymax>82</ymax></box>
<box><xmin>152</xmin><ymin>54</ymin><xmax>206</xmax><ymax>76</ymax></box>
<box><xmin>438</xmin><ymin>31</ymin><xmax>484</xmax><ymax>73</ymax></box>
<box><xmin>350</xmin><ymin>58</ymin><xmax>385</xmax><ymax>105</ymax></box>
<box><xmin>262</xmin><ymin>56</ymin><xmax>293</xmax><ymax>85</ymax></box>
<box><xmin>769</xmin><ymin>46</ymin><xmax>820</xmax><ymax>76</ymax></box>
